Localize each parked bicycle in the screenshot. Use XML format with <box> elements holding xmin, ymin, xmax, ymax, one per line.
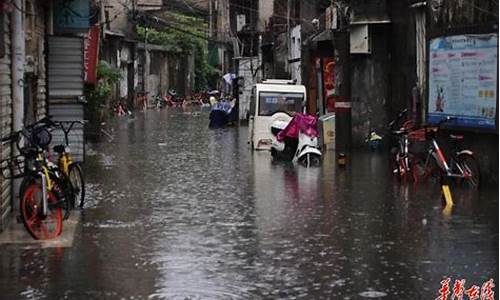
<box><xmin>387</xmin><ymin>109</ymin><xmax>418</xmax><ymax>183</ymax></box>
<box><xmin>415</xmin><ymin>117</ymin><xmax>481</xmax><ymax>189</ymax></box>
<box><xmin>1</xmin><ymin>119</ymin><xmax>65</xmax><ymax>239</ymax></box>
<box><xmin>50</xmin><ymin>120</ymin><xmax>86</xmax><ymax>209</ymax></box>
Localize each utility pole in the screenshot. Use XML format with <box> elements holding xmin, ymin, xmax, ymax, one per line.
<box><xmin>144</xmin><ymin>27</ymin><xmax>150</xmax><ymax>102</ymax></box>
<box><xmin>286</xmin><ymin>0</ymin><xmax>291</xmax><ymax>75</ymax></box>
<box><xmin>208</xmin><ymin>0</ymin><xmax>213</xmax><ymax>38</ymax></box>
<box><xmin>332</xmin><ymin>0</ymin><xmax>352</xmax><ymax>157</ymax></box>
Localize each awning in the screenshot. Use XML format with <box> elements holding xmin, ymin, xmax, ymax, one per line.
<box><xmin>311</xmin><ymin>29</ymin><xmax>333</xmax><ymax>42</ymax></box>
<box><xmin>350</xmin><ymin>10</ymin><xmax>391</xmax><ymax>24</ymax></box>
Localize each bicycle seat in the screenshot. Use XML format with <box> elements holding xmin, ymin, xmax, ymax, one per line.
<box><xmin>449</xmin><ymin>134</ymin><xmax>464</xmax><ymax>140</ymax></box>
<box><xmin>53</xmin><ymin>144</ymin><xmax>65</xmax><ymax>154</ymax></box>
<box><xmin>392</xmin><ymin>129</ymin><xmax>407</xmax><ymax>135</ymax></box>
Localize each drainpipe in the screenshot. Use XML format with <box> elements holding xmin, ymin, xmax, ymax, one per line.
<box><xmin>11</xmin><ymin>0</ymin><xmax>24</xmax><ymax>209</ymax></box>
<box><xmin>12</xmin><ymin>0</ymin><xmax>24</xmax><ymax>131</ymax></box>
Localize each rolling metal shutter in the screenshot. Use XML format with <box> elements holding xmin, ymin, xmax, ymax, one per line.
<box><xmin>0</xmin><ymin>13</ymin><xmax>12</xmax><ymax>231</ymax></box>
<box><xmin>47</xmin><ymin>36</ymin><xmax>85</xmax><ymax>162</ymax></box>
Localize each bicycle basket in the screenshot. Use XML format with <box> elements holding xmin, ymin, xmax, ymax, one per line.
<box><xmin>22</xmin><ymin>126</ymin><xmax>52</xmax><ymax>152</ymax></box>
<box><xmin>0</xmin><ymin>155</ymin><xmax>26</xmax><ymax>179</ymax></box>
<box><xmin>33</xmin><ymin>126</ymin><xmax>52</xmax><ymax>148</ymax></box>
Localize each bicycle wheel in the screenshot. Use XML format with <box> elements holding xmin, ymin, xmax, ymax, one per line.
<box><xmin>68</xmin><ymin>163</ymin><xmax>85</xmax><ymax>208</ymax></box>
<box><xmin>52</xmin><ymin>174</ymin><xmax>73</xmax><ymax>219</ymax></box>
<box><xmin>396</xmin><ymin>156</ymin><xmax>417</xmax><ymax>183</ymax></box>
<box><xmin>456</xmin><ymin>153</ymin><xmax>481</xmax><ymax>189</ymax></box>
<box><xmin>417</xmin><ymin>154</ymin><xmax>443</xmax><ymax>184</ymax></box>
<box><xmin>20</xmin><ymin>183</ymin><xmax>63</xmax><ymax>240</ymax></box>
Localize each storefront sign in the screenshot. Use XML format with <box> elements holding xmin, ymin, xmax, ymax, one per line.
<box><xmin>428</xmin><ymin>34</ymin><xmax>498</xmax><ymax>129</ymax></box>
<box><xmin>84</xmin><ymin>25</ymin><xmax>100</xmax><ymax>84</ymax></box>
<box><xmin>54</xmin><ymin>0</ymin><xmax>90</xmax><ymax>33</ymax></box>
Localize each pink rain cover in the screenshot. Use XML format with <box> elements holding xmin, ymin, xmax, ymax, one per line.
<box><xmin>277</xmin><ymin>113</ymin><xmax>319</xmax><ymax>142</ymax></box>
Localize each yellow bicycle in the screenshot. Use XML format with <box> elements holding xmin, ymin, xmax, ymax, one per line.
<box><xmin>50</xmin><ymin>120</ymin><xmax>86</xmax><ymax>209</ymax></box>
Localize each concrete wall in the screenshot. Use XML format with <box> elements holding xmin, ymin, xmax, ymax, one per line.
<box><xmin>102</xmin><ymin>0</ymin><xmax>131</xmax><ymax>35</ymax></box>
<box><xmin>25</xmin><ymin>0</ymin><xmax>47</xmax><ymax>122</ymax></box>
<box><xmin>350</xmin><ymin>25</ymin><xmax>391</xmax><ymax>147</ymax></box>
<box><xmin>388</xmin><ymin>0</ymin><xmax>416</xmax><ymax>118</ymax></box>
<box><xmin>0</xmin><ymin>12</ymin><xmax>12</xmax><ymax>231</ymax></box>
<box><xmin>258</xmin><ymin>0</ymin><xmax>274</xmax><ymax>31</ymax></box>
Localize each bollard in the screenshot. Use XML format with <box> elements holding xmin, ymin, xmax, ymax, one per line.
<box><xmin>441</xmin><ymin>176</ymin><xmax>454</xmax><ymax>216</ymax></box>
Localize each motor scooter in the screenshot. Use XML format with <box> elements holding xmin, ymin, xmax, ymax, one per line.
<box><xmin>270</xmin><ymin>112</ymin><xmax>322</xmax><ymax>167</ymax></box>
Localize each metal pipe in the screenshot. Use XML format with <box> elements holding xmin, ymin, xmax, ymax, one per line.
<box><xmin>12</xmin><ymin>0</ymin><xmax>24</xmax><ymax>132</ymax></box>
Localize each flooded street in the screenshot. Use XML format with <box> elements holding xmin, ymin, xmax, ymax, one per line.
<box><xmin>0</xmin><ymin>109</ymin><xmax>498</xmax><ymax>299</ymax></box>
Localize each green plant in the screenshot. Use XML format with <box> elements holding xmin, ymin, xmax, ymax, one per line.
<box><xmin>84</xmin><ymin>61</ymin><xmax>121</xmax><ymax>140</ymax></box>
<box><xmin>136</xmin><ymin>11</ymin><xmax>213</xmax><ymax>92</ymax></box>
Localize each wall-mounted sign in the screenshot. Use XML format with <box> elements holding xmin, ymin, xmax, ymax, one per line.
<box><xmin>54</xmin><ymin>0</ymin><xmax>90</xmax><ymax>33</ymax></box>
<box><xmin>84</xmin><ymin>25</ymin><xmax>100</xmax><ymax>84</ymax></box>
<box><xmin>428</xmin><ymin>34</ymin><xmax>498</xmax><ymax>129</ymax></box>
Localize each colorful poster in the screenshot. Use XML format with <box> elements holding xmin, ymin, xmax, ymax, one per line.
<box><xmin>84</xmin><ymin>25</ymin><xmax>100</xmax><ymax>84</ymax></box>
<box><xmin>54</xmin><ymin>0</ymin><xmax>90</xmax><ymax>33</ymax></box>
<box><xmin>323</xmin><ymin>57</ymin><xmax>336</xmax><ymax>112</ymax></box>
<box><xmin>428</xmin><ymin>34</ymin><xmax>497</xmax><ymax>129</ymax></box>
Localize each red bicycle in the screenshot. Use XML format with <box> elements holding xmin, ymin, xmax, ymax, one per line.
<box><xmin>388</xmin><ymin>109</ymin><xmax>419</xmax><ymax>183</ymax></box>
<box><xmin>413</xmin><ymin>117</ymin><xmax>480</xmax><ymax>188</ymax></box>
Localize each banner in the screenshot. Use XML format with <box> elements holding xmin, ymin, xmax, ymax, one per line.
<box><xmin>84</xmin><ymin>25</ymin><xmax>100</xmax><ymax>84</ymax></box>
<box><xmin>323</xmin><ymin>57</ymin><xmax>336</xmax><ymax>112</ymax></box>
<box><xmin>428</xmin><ymin>34</ymin><xmax>498</xmax><ymax>129</ymax></box>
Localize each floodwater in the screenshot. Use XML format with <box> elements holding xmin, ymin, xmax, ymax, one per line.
<box><xmin>0</xmin><ymin>109</ymin><xmax>498</xmax><ymax>299</ymax></box>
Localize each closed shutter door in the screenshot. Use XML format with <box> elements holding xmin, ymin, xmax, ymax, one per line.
<box><xmin>0</xmin><ymin>13</ymin><xmax>12</xmax><ymax>231</ymax></box>
<box><xmin>47</xmin><ymin>36</ymin><xmax>85</xmax><ymax>162</ymax></box>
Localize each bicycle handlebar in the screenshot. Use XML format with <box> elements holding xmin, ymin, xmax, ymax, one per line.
<box><xmin>1</xmin><ymin>117</ymin><xmax>53</xmax><ymax>143</ymax></box>
<box><xmin>387</xmin><ymin>109</ymin><xmax>408</xmax><ymax>130</ymax></box>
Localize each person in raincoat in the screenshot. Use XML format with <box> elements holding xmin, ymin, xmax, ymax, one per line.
<box><xmin>209</xmin><ymin>98</ymin><xmax>232</xmax><ymax>128</ymax></box>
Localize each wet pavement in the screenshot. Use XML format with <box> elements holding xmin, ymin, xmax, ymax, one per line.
<box><xmin>0</xmin><ymin>109</ymin><xmax>498</xmax><ymax>299</ymax></box>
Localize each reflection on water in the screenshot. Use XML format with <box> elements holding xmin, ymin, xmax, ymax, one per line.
<box><xmin>0</xmin><ymin>109</ymin><xmax>497</xmax><ymax>299</ymax></box>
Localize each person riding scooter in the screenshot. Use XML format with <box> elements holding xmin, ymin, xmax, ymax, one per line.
<box><xmin>270</xmin><ymin>112</ymin><xmax>322</xmax><ymax>166</ymax></box>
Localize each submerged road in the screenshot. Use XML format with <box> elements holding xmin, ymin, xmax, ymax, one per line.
<box><xmin>0</xmin><ymin>109</ymin><xmax>498</xmax><ymax>299</ymax></box>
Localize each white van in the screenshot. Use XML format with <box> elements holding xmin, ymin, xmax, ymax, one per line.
<box><xmin>248</xmin><ymin>79</ymin><xmax>306</xmax><ymax>150</ymax></box>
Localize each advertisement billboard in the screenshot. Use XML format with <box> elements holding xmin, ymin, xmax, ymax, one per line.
<box><xmin>427</xmin><ymin>34</ymin><xmax>498</xmax><ymax>129</ymax></box>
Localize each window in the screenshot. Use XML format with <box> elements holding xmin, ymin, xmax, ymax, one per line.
<box><xmin>258</xmin><ymin>92</ymin><xmax>303</xmax><ymax>116</ymax></box>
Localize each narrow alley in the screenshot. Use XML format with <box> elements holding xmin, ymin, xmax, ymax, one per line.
<box><xmin>0</xmin><ymin>110</ymin><xmax>497</xmax><ymax>299</ymax></box>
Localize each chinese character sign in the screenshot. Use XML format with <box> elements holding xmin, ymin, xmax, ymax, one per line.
<box><xmin>54</xmin><ymin>0</ymin><xmax>90</xmax><ymax>33</ymax></box>
<box><xmin>428</xmin><ymin>34</ymin><xmax>498</xmax><ymax>129</ymax></box>
<box><xmin>84</xmin><ymin>25</ymin><xmax>100</xmax><ymax>84</ymax></box>
<box><xmin>436</xmin><ymin>278</ymin><xmax>495</xmax><ymax>300</ymax></box>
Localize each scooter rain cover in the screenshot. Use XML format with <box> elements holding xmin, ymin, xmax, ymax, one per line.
<box><xmin>276</xmin><ymin>113</ymin><xmax>319</xmax><ymax>142</ymax></box>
